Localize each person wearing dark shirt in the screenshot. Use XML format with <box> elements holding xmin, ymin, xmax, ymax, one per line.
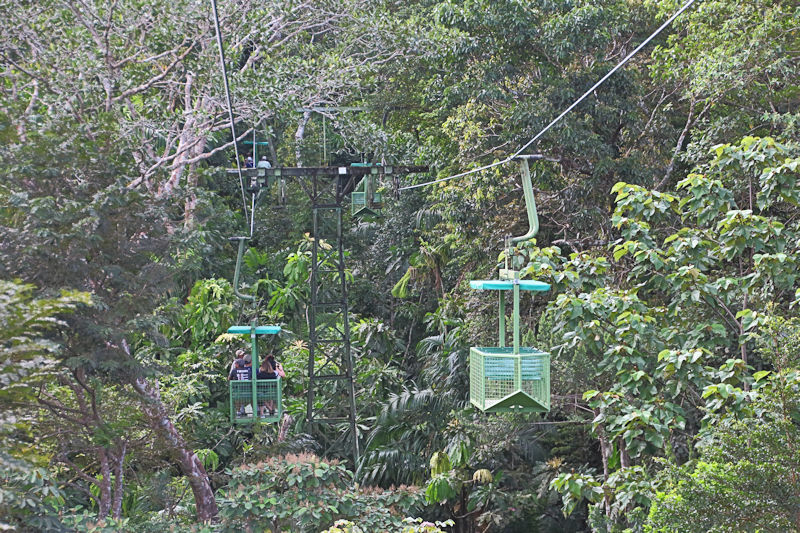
<box><xmin>228</xmin><ymin>349</ymin><xmax>246</xmax><ymax>380</ymax></box>
<box><xmin>229</xmin><ymin>358</ymin><xmax>252</xmax><ymax>381</ymax></box>
<box><xmin>257</xmin><ymin>358</ymin><xmax>278</xmax><ymax>417</ymax></box>
<box><xmin>229</xmin><ymin>350</ymin><xmax>252</xmax><ymax>416</ymax></box>
<box><xmin>266</xmin><ymin>354</ymin><xmax>286</xmax><ymax>378</ymax></box>
<box><xmin>257</xmin><ymin>359</ymin><xmax>277</xmax><ymax>380</ymax></box>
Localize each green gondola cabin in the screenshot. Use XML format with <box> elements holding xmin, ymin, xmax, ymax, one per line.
<box><xmin>350</xmin><ymin>163</ymin><xmax>384</xmax><ymax>218</ymax></box>
<box><xmin>468</xmin><ymin>158</ymin><xmax>552</xmax><ymax>414</ymax></box>
<box><xmin>469</xmin><ymin>278</ymin><xmax>551</xmax><ymax>412</ymax></box>
<box><xmin>227</xmin><ymin>324</ymin><xmax>283</xmax><ymax>424</ymax></box>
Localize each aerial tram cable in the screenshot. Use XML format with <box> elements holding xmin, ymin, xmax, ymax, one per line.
<box><xmin>210</xmin><ymin>0</ymin><xmax>284</xmax><ymax>425</ymax></box>
<box><xmin>443</xmin><ymin>0</ymin><xmax>699</xmax><ymax>413</ymax></box>
<box><xmin>206</xmin><ymin>5</ymin><xmax>424</xmax><ymax>446</ymax></box>
<box><xmin>399</xmin><ymin>0</ymin><xmax>700</xmax><ymax>192</ymax></box>
<box><xmin>210</xmin><ymin>0</ymin><xmax>251</xmax><ymax>232</ymax></box>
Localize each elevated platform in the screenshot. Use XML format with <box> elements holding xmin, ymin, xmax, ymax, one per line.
<box><xmin>468</xmin><ymin>274</ymin><xmax>551</xmax><ymax>413</ymax></box>
<box><xmin>351</xmin><ymin>175</ymin><xmax>383</xmax><ymax>218</ymax></box>
<box><xmin>227</xmin><ymin>324</ymin><xmax>282</xmax><ymax>424</ymax></box>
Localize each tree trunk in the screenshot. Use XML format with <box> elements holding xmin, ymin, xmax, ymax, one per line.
<box><xmin>656</xmin><ymin>97</ymin><xmax>695</xmax><ymax>191</ymax></box>
<box><xmin>111</xmin><ymin>442</ymin><xmax>127</xmax><ymax>519</ymax></box>
<box><xmin>132</xmin><ymin>377</ymin><xmax>218</xmax><ymax>521</ymax></box>
<box><xmin>278</xmin><ymin>414</ymin><xmax>292</xmax><ymax>442</ymax></box>
<box><xmin>596</xmin><ymin>411</ymin><xmax>613</xmax><ymax>517</ymax></box>
<box><xmin>182</xmin><ymin>124</ymin><xmax>208</xmax><ymax>229</ymax></box>
<box><xmin>268</xmin><ymin>121</ymin><xmax>279</xmax><ymax>166</ymax></box>
<box><xmin>295</xmin><ymin>110</ymin><xmax>311</xmax><ymax>167</ymax></box>
<box><xmin>158</xmin><ymin>74</ymin><xmax>197</xmax><ymax>198</ymax></box>
<box><xmin>158</xmin><ymin>73</ymin><xmax>212</xmax><ymax>205</ymax></box>
<box><xmin>619</xmin><ymin>438</ymin><xmax>630</xmax><ymax>469</ymax></box>
<box><xmin>97</xmin><ymin>448</ymin><xmax>113</xmax><ymax>519</ymax></box>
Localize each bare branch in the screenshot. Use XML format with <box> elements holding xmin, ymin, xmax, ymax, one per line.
<box><xmin>112</xmin><ymin>42</ymin><xmax>196</xmax><ymax>104</ymax></box>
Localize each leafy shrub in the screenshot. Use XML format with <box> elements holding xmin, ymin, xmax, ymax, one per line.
<box><xmin>216</xmin><ymin>453</ymin><xmax>424</xmax><ymax>532</ymax></box>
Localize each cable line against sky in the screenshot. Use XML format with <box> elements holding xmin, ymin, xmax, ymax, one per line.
<box><xmin>399</xmin><ymin>0</ymin><xmax>700</xmax><ymax>191</ymax></box>
<box><xmin>210</xmin><ymin>0</ymin><xmax>251</xmax><ymax>232</ymax></box>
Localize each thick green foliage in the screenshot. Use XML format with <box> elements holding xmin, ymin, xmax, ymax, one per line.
<box><xmin>0</xmin><ymin>280</ymin><xmax>90</xmax><ymax>402</ymax></box>
<box><xmin>647</xmin><ymin>369</ymin><xmax>800</xmax><ymax>531</ymax></box>
<box><xmin>217</xmin><ymin>453</ymin><xmax>423</xmax><ymax>533</ymax></box>
<box><xmin>547</xmin><ymin>135</ymin><xmax>800</xmax><ymax>529</ymax></box>
<box><xmin>0</xmin><ymin>280</ymin><xmax>89</xmax><ymax>530</ymax></box>
<box><xmin>0</xmin><ymin>452</ymin><xmax>65</xmax><ymax>531</ymax></box>
<box><xmin>1</xmin><ymin>0</ymin><xmax>799</xmax><ymax>529</ymax></box>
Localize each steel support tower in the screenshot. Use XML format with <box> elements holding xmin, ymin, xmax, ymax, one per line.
<box><xmin>233</xmin><ymin>165</ymin><xmax>426</xmax><ymax>465</ymax></box>
<box><xmin>307</xmin><ymin>171</ymin><xmax>358</xmax><ymax>461</ymax></box>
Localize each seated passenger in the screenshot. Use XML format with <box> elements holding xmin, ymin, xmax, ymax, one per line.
<box><xmin>228</xmin><ymin>349</ymin><xmax>246</xmax><ymax>380</ymax></box>
<box><xmin>257</xmin><ymin>358</ymin><xmax>277</xmax><ymax>380</ymax></box>
<box><xmin>257</xmin><ymin>359</ymin><xmax>278</xmax><ymax>417</ymax></box>
<box><xmin>266</xmin><ymin>354</ymin><xmax>286</xmax><ymax>378</ymax></box>
<box><xmin>229</xmin><ymin>352</ymin><xmax>252</xmax><ymax>381</ymax></box>
<box><xmin>229</xmin><ymin>350</ymin><xmax>252</xmax><ymax>417</ymax></box>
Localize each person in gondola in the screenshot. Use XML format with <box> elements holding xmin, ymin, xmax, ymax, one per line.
<box><xmin>228</xmin><ymin>349</ymin><xmax>249</xmax><ymax>379</ymax></box>
<box><xmin>266</xmin><ymin>353</ymin><xmax>286</xmax><ymax>379</ymax></box>
<box><xmin>229</xmin><ymin>349</ymin><xmax>252</xmax><ymax>416</ymax></box>
<box><xmin>257</xmin><ymin>358</ymin><xmax>278</xmax><ymax>417</ymax></box>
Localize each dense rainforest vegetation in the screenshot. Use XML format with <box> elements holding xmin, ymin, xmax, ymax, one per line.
<box><xmin>1</xmin><ymin>0</ymin><xmax>799</xmax><ymax>531</ymax></box>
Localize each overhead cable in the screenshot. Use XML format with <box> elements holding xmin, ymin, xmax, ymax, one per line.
<box><xmin>210</xmin><ymin>0</ymin><xmax>251</xmax><ymax>232</ymax></box>
<box><xmin>399</xmin><ymin>0</ymin><xmax>700</xmax><ymax>191</ymax></box>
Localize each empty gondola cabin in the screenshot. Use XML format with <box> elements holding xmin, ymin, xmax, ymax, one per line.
<box><xmin>469</xmin><ymin>279</ymin><xmax>551</xmax><ymax>413</ymax></box>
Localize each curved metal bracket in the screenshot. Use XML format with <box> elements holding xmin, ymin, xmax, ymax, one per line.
<box><xmin>511</xmin><ymin>158</ymin><xmax>539</xmax><ymax>245</ymax></box>
<box><xmin>229</xmin><ymin>236</ymin><xmax>255</xmax><ymax>302</ymax></box>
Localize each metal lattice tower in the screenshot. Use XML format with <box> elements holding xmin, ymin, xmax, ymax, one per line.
<box><xmin>307</xmin><ymin>173</ymin><xmax>358</xmax><ymax>461</ymax></box>
<box><xmin>231</xmin><ymin>165</ymin><xmax>426</xmax><ymax>464</ymax></box>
